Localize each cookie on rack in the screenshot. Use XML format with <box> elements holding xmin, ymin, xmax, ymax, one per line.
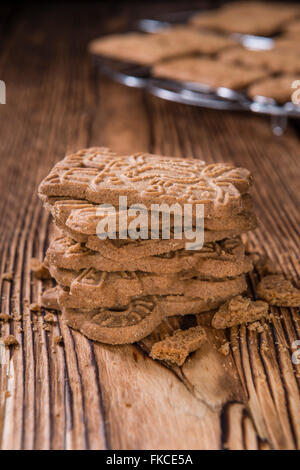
<box><xmin>153</xmin><ymin>56</ymin><xmax>268</xmax><ymax>90</ymax></box>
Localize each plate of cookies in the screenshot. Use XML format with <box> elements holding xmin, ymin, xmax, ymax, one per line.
<box><xmin>88</xmin><ymin>1</ymin><xmax>300</xmax><ymax>132</ymax></box>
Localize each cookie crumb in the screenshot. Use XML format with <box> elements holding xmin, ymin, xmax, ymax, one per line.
<box><xmin>150</xmin><ymin>326</ymin><xmax>206</xmax><ymax>366</ymax></box>
<box><xmin>44</xmin><ymin>313</ymin><xmax>56</xmax><ymax>324</ymax></box>
<box><xmin>218</xmin><ymin>342</ymin><xmax>230</xmax><ymax>356</ymax></box>
<box><xmin>248</xmin><ymin>321</ymin><xmax>264</xmax><ymax>333</ymax></box>
<box><xmin>4</xmin><ymin>391</ymin><xmax>11</xmax><ymax>398</ymax></box>
<box><xmin>1</xmin><ymin>271</ymin><xmax>13</xmax><ymax>282</ymax></box>
<box><xmin>0</xmin><ymin>313</ymin><xmax>12</xmax><ymax>322</ymax></box>
<box><xmin>54</xmin><ymin>335</ymin><xmax>63</xmax><ymax>346</ymax></box>
<box><xmin>30</xmin><ymin>258</ymin><xmax>51</xmax><ymax>280</ymax></box>
<box><xmin>3</xmin><ymin>335</ymin><xmax>19</xmax><ymax>348</ymax></box>
<box><xmin>211</xmin><ymin>296</ymin><xmax>269</xmax><ymax>329</ymax></box>
<box><xmin>30</xmin><ymin>303</ymin><xmax>42</xmax><ymax>314</ymax></box>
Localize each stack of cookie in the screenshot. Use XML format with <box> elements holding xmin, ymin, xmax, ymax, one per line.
<box><xmin>38</xmin><ymin>147</ymin><xmax>256</xmax><ymax>344</ymax></box>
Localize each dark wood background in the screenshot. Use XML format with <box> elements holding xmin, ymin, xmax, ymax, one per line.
<box><xmin>0</xmin><ymin>1</ymin><xmax>300</xmax><ymax>450</ymax></box>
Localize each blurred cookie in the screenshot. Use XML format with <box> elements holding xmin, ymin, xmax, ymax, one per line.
<box><xmin>89</xmin><ymin>26</ymin><xmax>235</xmax><ymax>65</ymax></box>
<box><xmin>153</xmin><ymin>56</ymin><xmax>267</xmax><ymax>90</ymax></box>
<box><xmin>190</xmin><ymin>2</ymin><xmax>299</xmax><ymax>36</ymax></box>
<box><xmin>248</xmin><ymin>75</ymin><xmax>299</xmax><ymax>104</ymax></box>
<box><xmin>220</xmin><ymin>46</ymin><xmax>300</xmax><ymax>74</ymax></box>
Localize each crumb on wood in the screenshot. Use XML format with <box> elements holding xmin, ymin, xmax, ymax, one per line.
<box><xmin>30</xmin><ymin>303</ymin><xmax>42</xmax><ymax>314</ymax></box>
<box><xmin>4</xmin><ymin>391</ymin><xmax>11</xmax><ymax>398</ymax></box>
<box><xmin>0</xmin><ymin>313</ymin><xmax>12</xmax><ymax>322</ymax></box>
<box><xmin>248</xmin><ymin>321</ymin><xmax>265</xmax><ymax>333</ymax></box>
<box><xmin>218</xmin><ymin>342</ymin><xmax>230</xmax><ymax>356</ymax></box>
<box><xmin>2</xmin><ymin>335</ymin><xmax>19</xmax><ymax>348</ymax></box>
<box><xmin>54</xmin><ymin>335</ymin><xmax>63</xmax><ymax>346</ymax></box>
<box><xmin>44</xmin><ymin>313</ymin><xmax>56</xmax><ymax>324</ymax></box>
<box><xmin>1</xmin><ymin>271</ymin><xmax>13</xmax><ymax>282</ymax></box>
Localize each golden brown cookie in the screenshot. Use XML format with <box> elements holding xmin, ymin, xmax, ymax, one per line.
<box><xmin>248</xmin><ymin>75</ymin><xmax>299</xmax><ymax>104</ymax></box>
<box><xmin>211</xmin><ymin>295</ymin><xmax>269</xmax><ymax>329</ymax></box>
<box><xmin>62</xmin><ymin>296</ymin><xmax>164</xmax><ymax>344</ymax></box>
<box><xmin>190</xmin><ymin>2</ymin><xmax>299</xmax><ymax>36</ymax></box>
<box><xmin>153</xmin><ymin>56</ymin><xmax>267</xmax><ymax>90</ymax></box>
<box><xmin>38</xmin><ymin>147</ymin><xmax>253</xmax><ymax>219</ymax></box>
<box><xmin>51</xmin><ymin>266</ymin><xmax>247</xmax><ymax>309</ymax></box>
<box><xmin>46</xmin><ymin>234</ymin><xmax>253</xmax><ymax>278</ymax></box>
<box><xmin>89</xmin><ymin>26</ymin><xmax>235</xmax><ymax>65</ymax></box>
<box><xmin>44</xmin><ymin>196</ymin><xmax>256</xmax><ymax>235</ymax></box>
<box><xmin>219</xmin><ymin>46</ymin><xmax>300</xmax><ymax>74</ymax></box>
<box><xmin>257</xmin><ymin>275</ymin><xmax>300</xmax><ymax>307</ymax></box>
<box><xmin>150</xmin><ymin>326</ymin><xmax>207</xmax><ymax>366</ymax></box>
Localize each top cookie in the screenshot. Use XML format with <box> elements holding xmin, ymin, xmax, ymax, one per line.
<box><xmin>39</xmin><ymin>147</ymin><xmax>253</xmax><ymax>218</ymax></box>
<box><xmin>190</xmin><ymin>1</ymin><xmax>300</xmax><ymax>36</ymax></box>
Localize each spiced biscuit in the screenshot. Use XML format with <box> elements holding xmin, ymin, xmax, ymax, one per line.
<box><xmin>89</xmin><ymin>26</ymin><xmax>235</xmax><ymax>65</ymax></box>
<box><xmin>38</xmin><ymin>147</ymin><xmax>253</xmax><ymax>219</ymax></box>
<box><xmin>44</xmin><ymin>197</ymin><xmax>256</xmax><ymax>236</ymax></box>
<box><xmin>46</xmin><ymin>234</ymin><xmax>253</xmax><ymax>278</ymax></box>
<box><xmin>153</xmin><ymin>57</ymin><xmax>267</xmax><ymax>90</ymax></box>
<box><xmin>50</xmin><ymin>219</ymin><xmax>250</xmax><ymax>259</ymax></box>
<box><xmin>211</xmin><ymin>295</ymin><xmax>269</xmax><ymax>329</ymax></box>
<box><xmin>51</xmin><ymin>266</ymin><xmax>247</xmax><ymax>309</ymax></box>
<box><xmin>248</xmin><ymin>75</ymin><xmax>298</xmax><ymax>104</ymax></box>
<box><xmin>62</xmin><ymin>296</ymin><xmax>164</xmax><ymax>344</ymax></box>
<box><xmin>219</xmin><ymin>46</ymin><xmax>300</xmax><ymax>75</ymax></box>
<box><xmin>257</xmin><ymin>275</ymin><xmax>300</xmax><ymax>307</ymax></box>
<box><xmin>40</xmin><ymin>285</ymin><xmax>243</xmax><ymax>317</ymax></box>
<box><xmin>150</xmin><ymin>326</ymin><xmax>207</xmax><ymax>366</ymax></box>
<box><xmin>190</xmin><ymin>2</ymin><xmax>300</xmax><ymax>36</ymax></box>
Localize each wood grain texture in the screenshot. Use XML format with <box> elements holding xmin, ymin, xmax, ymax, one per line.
<box><xmin>0</xmin><ymin>2</ymin><xmax>300</xmax><ymax>450</ymax></box>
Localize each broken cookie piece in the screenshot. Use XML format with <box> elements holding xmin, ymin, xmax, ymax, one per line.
<box><xmin>1</xmin><ymin>271</ymin><xmax>13</xmax><ymax>282</ymax></box>
<box><xmin>3</xmin><ymin>335</ymin><xmax>19</xmax><ymax>348</ymax></box>
<box><xmin>0</xmin><ymin>313</ymin><xmax>12</xmax><ymax>323</ymax></box>
<box><xmin>150</xmin><ymin>326</ymin><xmax>206</xmax><ymax>366</ymax></box>
<box><xmin>257</xmin><ymin>275</ymin><xmax>300</xmax><ymax>307</ymax></box>
<box><xmin>41</xmin><ymin>287</ymin><xmax>60</xmax><ymax>311</ymax></box>
<box><xmin>211</xmin><ymin>295</ymin><xmax>269</xmax><ymax>329</ymax></box>
<box><xmin>30</xmin><ymin>258</ymin><xmax>51</xmax><ymax>280</ymax></box>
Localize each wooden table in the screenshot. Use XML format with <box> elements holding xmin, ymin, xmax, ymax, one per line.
<box><xmin>0</xmin><ymin>2</ymin><xmax>300</xmax><ymax>450</ymax></box>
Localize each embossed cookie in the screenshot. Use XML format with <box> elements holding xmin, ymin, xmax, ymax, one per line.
<box><xmin>62</xmin><ymin>296</ymin><xmax>164</xmax><ymax>344</ymax></box>
<box><xmin>46</xmin><ymin>234</ymin><xmax>253</xmax><ymax>278</ymax></box>
<box><xmin>190</xmin><ymin>2</ymin><xmax>299</xmax><ymax>36</ymax></box>
<box><xmin>89</xmin><ymin>26</ymin><xmax>235</xmax><ymax>65</ymax></box>
<box><xmin>153</xmin><ymin>57</ymin><xmax>267</xmax><ymax>90</ymax></box>
<box><xmin>38</xmin><ymin>147</ymin><xmax>253</xmax><ymax>219</ymax></box>
<box><xmin>211</xmin><ymin>295</ymin><xmax>269</xmax><ymax>329</ymax></box>
<box><xmin>248</xmin><ymin>75</ymin><xmax>298</xmax><ymax>104</ymax></box>
<box><xmin>257</xmin><ymin>275</ymin><xmax>300</xmax><ymax>307</ymax></box>
<box><xmin>219</xmin><ymin>46</ymin><xmax>300</xmax><ymax>74</ymax></box>
<box><xmin>50</xmin><ymin>265</ymin><xmax>247</xmax><ymax>309</ymax></box>
<box><xmin>150</xmin><ymin>325</ymin><xmax>207</xmax><ymax>366</ymax></box>
<box><xmin>44</xmin><ymin>196</ymin><xmax>256</xmax><ymax>235</ymax></box>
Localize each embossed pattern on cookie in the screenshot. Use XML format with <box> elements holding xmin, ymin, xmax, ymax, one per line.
<box><xmin>39</xmin><ymin>147</ymin><xmax>253</xmax><ymax>218</ymax></box>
